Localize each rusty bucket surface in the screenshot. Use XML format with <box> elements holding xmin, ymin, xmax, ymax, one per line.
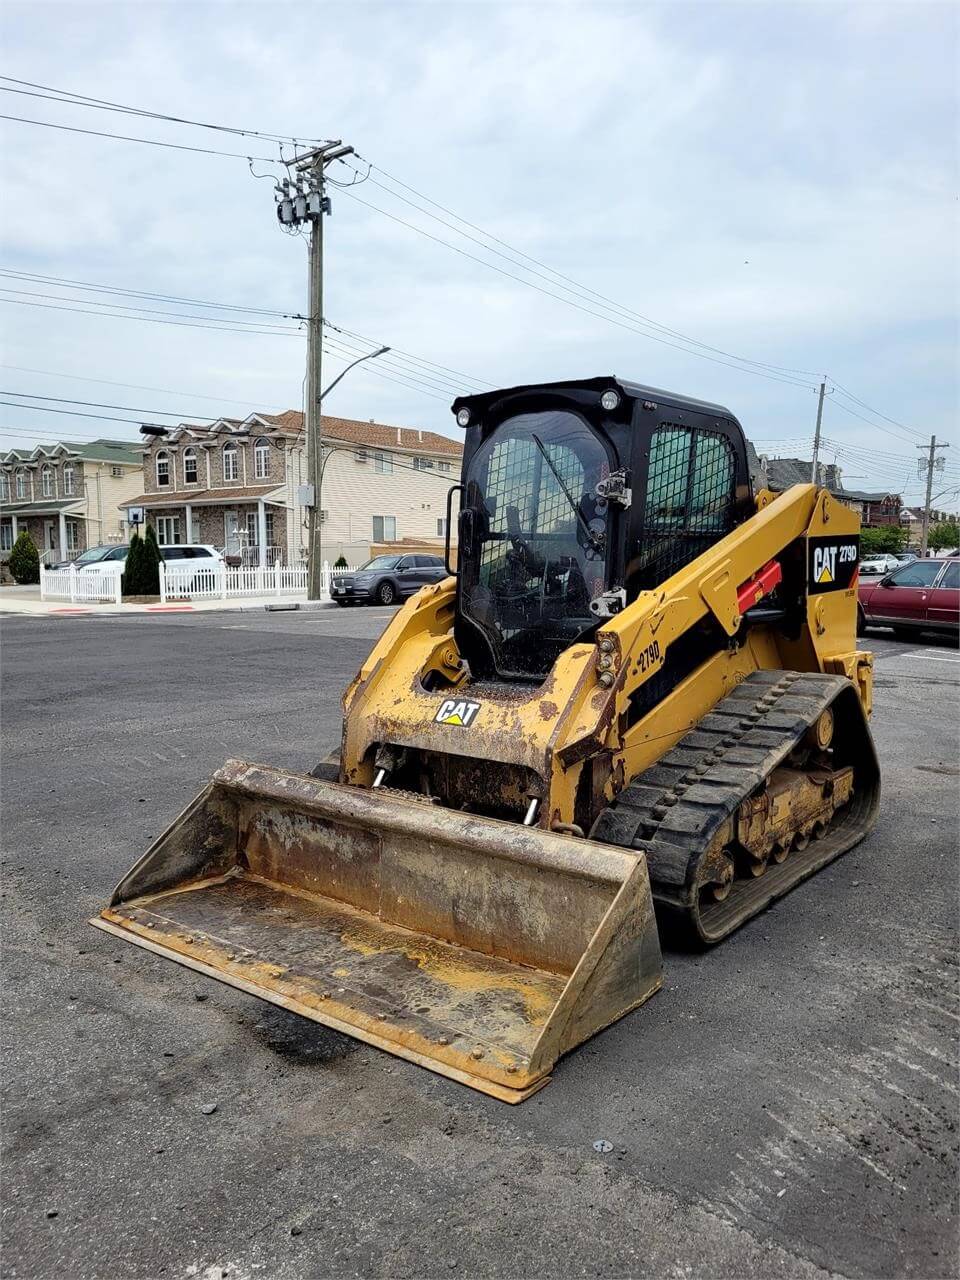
<box><xmin>92</xmin><ymin>761</ymin><xmax>662</xmax><ymax>1101</ymax></box>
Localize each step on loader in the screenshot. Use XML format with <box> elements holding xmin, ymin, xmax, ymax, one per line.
<box><xmin>94</xmin><ymin>377</ymin><xmax>880</xmax><ymax>1101</ymax></box>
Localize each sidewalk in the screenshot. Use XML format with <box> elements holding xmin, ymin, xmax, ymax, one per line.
<box><xmin>0</xmin><ymin>585</ymin><xmax>335</xmax><ymax>617</ymax></box>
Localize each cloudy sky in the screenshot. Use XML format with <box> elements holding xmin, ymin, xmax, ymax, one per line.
<box><xmin>2</xmin><ymin>0</ymin><xmax>957</xmax><ymax>508</ymax></box>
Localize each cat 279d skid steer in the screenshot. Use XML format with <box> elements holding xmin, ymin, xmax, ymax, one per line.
<box><xmin>93</xmin><ymin>377</ymin><xmax>879</xmax><ymax>1102</ymax></box>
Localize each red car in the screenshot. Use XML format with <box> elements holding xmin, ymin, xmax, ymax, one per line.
<box><xmin>858</xmin><ymin>555</ymin><xmax>959</xmax><ymax>639</ymax></box>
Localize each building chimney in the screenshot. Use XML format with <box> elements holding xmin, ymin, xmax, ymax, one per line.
<box><xmin>418</xmin><ymin>429</ymin><xmax>423</xmax><ymax>442</ymax></box>
<box><xmin>396</xmin><ymin>427</ymin><xmax>401</xmax><ymax>444</ymax></box>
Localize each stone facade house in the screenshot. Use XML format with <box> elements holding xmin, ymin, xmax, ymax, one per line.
<box><xmin>121</xmin><ymin>410</ymin><xmax>462</xmax><ymax>565</ymax></box>
<box><xmin>0</xmin><ymin>439</ymin><xmax>144</xmax><ymax>562</ymax></box>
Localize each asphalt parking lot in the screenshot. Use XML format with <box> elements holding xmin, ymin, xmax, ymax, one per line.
<box><xmin>2</xmin><ymin>607</ymin><xmax>958</xmax><ymax>1279</ymax></box>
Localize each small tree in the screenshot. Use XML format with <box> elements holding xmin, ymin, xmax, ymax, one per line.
<box><xmin>928</xmin><ymin>521</ymin><xmax>960</xmax><ymax>553</ymax></box>
<box><xmin>141</xmin><ymin>524</ymin><xmax>162</xmax><ymax>595</ymax></box>
<box><xmin>860</xmin><ymin>524</ymin><xmax>907</xmax><ymax>556</ymax></box>
<box><xmin>334</xmin><ymin>554</ymin><xmax>349</xmax><ymax>568</ymax></box>
<box><xmin>8</xmin><ymin>531</ymin><xmax>40</xmax><ymax>584</ymax></box>
<box><xmin>122</xmin><ymin>531</ymin><xmax>144</xmax><ymax>596</ymax></box>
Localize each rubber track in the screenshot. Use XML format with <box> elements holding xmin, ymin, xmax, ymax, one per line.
<box><xmin>591</xmin><ymin>669</ymin><xmax>880</xmax><ymax>943</ymax></box>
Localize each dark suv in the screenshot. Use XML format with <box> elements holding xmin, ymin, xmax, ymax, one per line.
<box><xmin>331</xmin><ymin>554</ymin><xmax>448</xmax><ymax>606</ymax></box>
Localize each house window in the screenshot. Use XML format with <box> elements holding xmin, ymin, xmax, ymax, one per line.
<box><xmin>0</xmin><ymin>474</ymin><xmax>9</xmax><ymax>502</ymax></box>
<box><xmin>156</xmin><ymin>451</ymin><xmax>171</xmax><ymax>488</ymax></box>
<box><xmin>245</xmin><ymin>512</ymin><xmax>259</xmax><ymax>546</ymax></box>
<box><xmin>15</xmin><ymin>471</ymin><xmax>27</xmax><ymax>499</ymax></box>
<box><xmin>183</xmin><ymin>448</ymin><xmax>198</xmax><ymax>485</ymax></box>
<box><xmin>373</xmin><ymin>515</ymin><xmax>396</xmax><ymax>541</ymax></box>
<box><xmin>63</xmin><ymin>464</ymin><xmax>77</xmax><ymax>496</ymax></box>
<box><xmin>223</xmin><ymin>443</ymin><xmax>239</xmax><ymax>482</ymax></box>
<box><xmin>413</xmin><ymin>457</ymin><xmax>432</xmax><ymax>471</ymax></box>
<box><xmin>438</xmin><ymin>461</ymin><xmax>452</xmax><ymax>473</ymax></box>
<box><xmin>436</xmin><ymin>518</ymin><xmax>446</xmax><ymax>537</ymax></box>
<box><xmin>0</xmin><ymin>520</ymin><xmax>12</xmax><ymax>551</ymax></box>
<box><xmin>41</xmin><ymin>466</ymin><xmax>54</xmax><ymax>497</ymax></box>
<box><xmin>156</xmin><ymin>516</ymin><xmax>181</xmax><ymax>545</ymax></box>
<box><xmin>254</xmin><ymin>438</ymin><xmax>270</xmax><ymax>480</ymax></box>
<box><xmin>65</xmin><ymin>520</ymin><xmax>80</xmax><ymax>553</ymax></box>
<box><xmin>111</xmin><ymin>465</ymin><xmax>124</xmax><ymax>478</ymax></box>
<box><xmin>374</xmin><ymin>451</ymin><xmax>394</xmax><ymax>474</ymax></box>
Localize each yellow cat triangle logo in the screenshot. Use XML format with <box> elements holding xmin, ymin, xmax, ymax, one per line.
<box><xmin>441</xmin><ymin>711</ymin><xmax>465</xmax><ymax>725</ymax></box>
<box><xmin>434</xmin><ymin>698</ymin><xmax>481</xmax><ymax>728</ymax></box>
<box><xmin>817</xmin><ymin>565</ymin><xmax>833</xmax><ymax>583</ymax></box>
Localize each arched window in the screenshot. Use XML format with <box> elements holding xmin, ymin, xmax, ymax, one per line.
<box><xmin>183</xmin><ymin>447</ymin><xmax>198</xmax><ymax>485</ymax></box>
<box><xmin>156</xmin><ymin>450</ymin><xmax>171</xmax><ymax>487</ymax></box>
<box><xmin>1</xmin><ymin>473</ymin><xmax>10</xmax><ymax>502</ymax></box>
<box><xmin>222</xmin><ymin>442</ymin><xmax>239</xmax><ymax>482</ymax></box>
<box><xmin>15</xmin><ymin>470</ymin><xmax>27</xmax><ymax>499</ymax></box>
<box><xmin>62</xmin><ymin>463</ymin><xmax>77</xmax><ymax>496</ymax></box>
<box><xmin>254</xmin><ymin>437</ymin><xmax>270</xmax><ymax>480</ymax></box>
<box><xmin>41</xmin><ymin>465</ymin><xmax>54</xmax><ymax>497</ymax></box>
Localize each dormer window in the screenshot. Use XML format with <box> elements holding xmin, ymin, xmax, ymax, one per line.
<box><xmin>156</xmin><ymin>450</ymin><xmax>171</xmax><ymax>487</ymax></box>
<box><xmin>183</xmin><ymin>447</ymin><xmax>198</xmax><ymax>485</ymax></box>
<box><xmin>41</xmin><ymin>465</ymin><xmax>54</xmax><ymax>497</ymax></box>
<box><xmin>63</xmin><ymin>464</ymin><xmax>77</xmax><ymax>496</ymax></box>
<box><xmin>254</xmin><ymin>437</ymin><xmax>270</xmax><ymax>480</ymax></box>
<box><xmin>16</xmin><ymin>470</ymin><xmax>27</xmax><ymax>499</ymax></box>
<box><xmin>223</xmin><ymin>442</ymin><xmax>239</xmax><ymax>482</ymax></box>
<box><xmin>0</xmin><ymin>474</ymin><xmax>9</xmax><ymax>503</ymax></box>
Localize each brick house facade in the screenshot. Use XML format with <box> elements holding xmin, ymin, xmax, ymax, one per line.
<box><xmin>120</xmin><ymin>410</ymin><xmax>462</xmax><ymax>565</ymax></box>
<box><xmin>0</xmin><ymin>439</ymin><xmax>143</xmax><ymax>562</ymax></box>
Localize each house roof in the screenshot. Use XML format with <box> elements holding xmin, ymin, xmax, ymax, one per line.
<box><xmin>0</xmin><ymin>438</ymin><xmax>143</xmax><ymax>466</ymax></box>
<box><xmin>763</xmin><ymin>456</ymin><xmax>844</xmax><ymax>493</ymax></box>
<box><xmin>145</xmin><ymin>410</ymin><xmax>462</xmax><ymax>457</ymax></box>
<box><xmin>0</xmin><ymin>498</ymin><xmax>85</xmax><ymax>515</ymax></box>
<box><xmin>119</xmin><ymin>486</ymin><xmax>285</xmax><ymax>509</ymax></box>
<box><xmin>841</xmin><ymin>490</ymin><xmax>901</xmax><ymax>503</ymax></box>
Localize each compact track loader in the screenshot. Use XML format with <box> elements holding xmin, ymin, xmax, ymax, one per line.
<box><xmin>94</xmin><ymin>378</ymin><xmax>880</xmax><ymax>1101</ymax></box>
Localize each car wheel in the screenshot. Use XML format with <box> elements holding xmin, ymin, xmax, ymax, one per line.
<box><xmin>376</xmin><ymin>581</ymin><xmax>397</xmax><ymax>606</ymax></box>
<box><xmin>892</xmin><ymin>626</ymin><xmax>914</xmax><ymax>641</ymax></box>
<box><xmin>335</xmin><ymin>600</ymin><xmax>350</xmax><ymax>607</ymax></box>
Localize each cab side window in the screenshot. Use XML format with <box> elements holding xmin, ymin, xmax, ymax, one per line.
<box><xmin>889</xmin><ymin>561</ymin><xmax>942</xmax><ymax>588</ymax></box>
<box><xmin>937</xmin><ymin>561</ymin><xmax>958</xmax><ymax>589</ymax></box>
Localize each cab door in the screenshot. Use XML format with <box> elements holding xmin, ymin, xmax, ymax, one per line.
<box><xmin>866</xmin><ymin>559</ymin><xmax>944</xmax><ymax>625</ymax></box>
<box><xmin>927</xmin><ymin>560</ymin><xmax>959</xmax><ymax>630</ymax></box>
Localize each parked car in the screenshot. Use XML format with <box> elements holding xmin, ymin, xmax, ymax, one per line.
<box><xmin>858</xmin><ymin>555</ymin><xmax>959</xmax><ymax>639</ymax></box>
<box><xmin>52</xmin><ymin>543</ymin><xmax>224</xmax><ymax>575</ymax></box>
<box><xmin>859</xmin><ymin>553</ymin><xmax>902</xmax><ymax>577</ymax></box>
<box><xmin>330</xmin><ymin>554</ymin><xmax>448</xmax><ymax>606</ymax></box>
<box><xmin>893</xmin><ymin>552</ymin><xmax>917</xmax><ymax>564</ymax></box>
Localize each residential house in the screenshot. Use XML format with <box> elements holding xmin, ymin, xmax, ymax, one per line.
<box><xmin>838</xmin><ymin>490</ymin><xmax>902</xmax><ymax>527</ymax></box>
<box><xmin>0</xmin><ymin>439</ymin><xmax>144</xmax><ymax>562</ymax></box>
<box><xmin>121</xmin><ymin>410</ymin><xmax>462</xmax><ymax>565</ymax></box>
<box><xmin>900</xmin><ymin>506</ymin><xmax>959</xmax><ymax>547</ymax></box>
<box><xmin>761</xmin><ymin>455</ymin><xmax>845</xmax><ymax>496</ymax></box>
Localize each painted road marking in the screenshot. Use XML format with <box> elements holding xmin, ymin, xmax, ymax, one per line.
<box><xmin>910</xmin><ymin>653</ymin><xmax>960</xmax><ymax>664</ymax></box>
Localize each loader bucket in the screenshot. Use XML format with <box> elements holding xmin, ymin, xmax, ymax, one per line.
<box><xmin>92</xmin><ymin>762</ymin><xmax>662</xmax><ymax>1101</ymax></box>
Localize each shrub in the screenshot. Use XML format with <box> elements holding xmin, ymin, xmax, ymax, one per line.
<box><xmin>334</xmin><ymin>555</ymin><xmax>349</xmax><ymax>568</ymax></box>
<box><xmin>8</xmin><ymin>531</ymin><xmax>39</xmax><ymax>584</ymax></box>
<box><xmin>141</xmin><ymin>524</ymin><xmax>162</xmax><ymax>596</ymax></box>
<box><xmin>860</xmin><ymin>525</ymin><xmax>907</xmax><ymax>556</ymax></box>
<box><xmin>122</xmin><ymin>531</ymin><xmax>144</xmax><ymax>596</ymax></box>
<box><xmin>928</xmin><ymin>521</ymin><xmax>960</xmax><ymax>553</ymax></box>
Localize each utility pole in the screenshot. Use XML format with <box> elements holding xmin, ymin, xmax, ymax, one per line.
<box><xmin>276</xmin><ymin>140</ymin><xmax>353</xmax><ymax>600</ymax></box>
<box><xmin>916</xmin><ymin>435</ymin><xmax>950</xmax><ymax>558</ymax></box>
<box><xmin>810</xmin><ymin>379</ymin><xmax>827</xmax><ymax>485</ymax></box>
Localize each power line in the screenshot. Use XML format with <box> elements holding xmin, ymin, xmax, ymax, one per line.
<box><xmin>0</xmin><ymin>111</ymin><xmax>284</xmax><ymax>162</ymax></box>
<box><xmin>828</xmin><ymin>377</ymin><xmax>928</xmax><ymax>441</ymax></box>
<box><xmin>0</xmin><ymin>75</ymin><xmax>324</xmax><ymax>146</ymax></box>
<box><xmin>0</xmin><ymin>295</ymin><xmax>302</xmax><ymax>338</ymax></box>
<box><xmin>0</xmin><ymin>287</ymin><xmax>303</xmax><ymax>332</ymax></box>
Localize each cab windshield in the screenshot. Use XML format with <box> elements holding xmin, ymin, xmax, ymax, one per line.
<box><xmin>73</xmin><ymin>546</ymin><xmax>113</xmax><ymax>565</ymax></box>
<box><xmin>460</xmin><ymin>410</ymin><xmax>610</xmax><ymax>679</ymax></box>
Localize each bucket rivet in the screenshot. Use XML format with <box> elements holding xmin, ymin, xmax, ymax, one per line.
<box><xmin>506</xmin><ymin>1064</ymin><xmax>518</xmax><ymax>1074</ymax></box>
<box><xmin>378</xmin><ymin>1012</ymin><xmax>388</xmax><ymax>1020</ymax></box>
<box><xmin>438</xmin><ymin>1036</ymin><xmax>450</xmax><ymax>1045</ymax></box>
<box><xmin>471</xmin><ymin>1046</ymin><xmax>484</xmax><ymax>1060</ymax></box>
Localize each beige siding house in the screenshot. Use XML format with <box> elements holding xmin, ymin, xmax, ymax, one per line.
<box><xmin>121</xmin><ymin>410</ymin><xmax>462</xmax><ymax>565</ymax></box>
<box><xmin>0</xmin><ymin>439</ymin><xmax>144</xmax><ymax>562</ymax></box>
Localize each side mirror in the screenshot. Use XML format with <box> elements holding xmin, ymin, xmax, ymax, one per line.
<box><xmin>879</xmin><ymin>574</ymin><xmax>895</xmax><ymax>587</ymax></box>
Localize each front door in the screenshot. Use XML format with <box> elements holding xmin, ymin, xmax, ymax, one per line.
<box><xmin>44</xmin><ymin>519</ymin><xmax>56</xmax><ymax>553</ymax></box>
<box><xmin>224</xmin><ymin>511</ymin><xmax>240</xmax><ymax>555</ymax></box>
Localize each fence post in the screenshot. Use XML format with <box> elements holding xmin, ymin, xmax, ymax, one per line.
<box><xmin>322</xmin><ymin>560</ymin><xmax>329</xmax><ymax>599</ymax></box>
<box><xmin>274</xmin><ymin>559</ymin><xmax>282</xmax><ymax>596</ymax></box>
<box><xmin>114</xmin><ymin>569</ymin><xmax>122</xmax><ymax>606</ymax></box>
<box><xmin>39</xmin><ymin>562</ymin><xmax>46</xmax><ymax>600</ymax></box>
<box><xmin>159</xmin><ymin>562</ymin><xmax>167</xmax><ymax>605</ymax></box>
<box><xmin>220</xmin><ymin>563</ymin><xmax>228</xmax><ymax>600</ymax></box>
<box><xmin>69</xmin><ymin>564</ymin><xmax>77</xmax><ymax>604</ymax></box>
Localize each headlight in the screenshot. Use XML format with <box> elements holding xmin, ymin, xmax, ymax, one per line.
<box><xmin>600</xmin><ymin>389</ymin><xmax>620</xmax><ymax>411</ymax></box>
<box><xmin>456</xmin><ymin>407</ymin><xmax>471</xmax><ymax>427</ymax></box>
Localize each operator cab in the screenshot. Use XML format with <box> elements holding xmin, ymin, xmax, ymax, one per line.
<box><xmin>451</xmin><ymin>377</ymin><xmax>753</xmax><ymax>682</ymax></box>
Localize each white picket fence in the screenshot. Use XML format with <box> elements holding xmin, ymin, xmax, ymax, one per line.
<box><xmin>39</xmin><ymin>563</ymin><xmax>122</xmax><ymax>604</ymax></box>
<box><xmin>39</xmin><ymin>559</ymin><xmax>357</xmax><ymax>605</ymax></box>
<box><xmin>160</xmin><ymin>560</ymin><xmax>357</xmax><ymax>603</ymax></box>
